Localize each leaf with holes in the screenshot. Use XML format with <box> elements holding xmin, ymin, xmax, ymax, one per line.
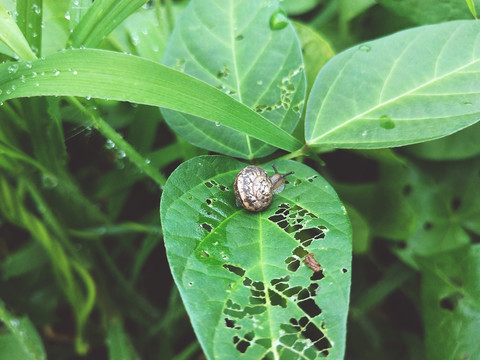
<box><xmin>305</xmin><ymin>20</ymin><xmax>480</xmax><ymax>149</ymax></box>
<box><xmin>160</xmin><ymin>156</ymin><xmax>352</xmax><ymax>359</ymax></box>
<box><xmin>161</xmin><ymin>0</ymin><xmax>306</xmax><ymax>159</ymax></box>
<box><xmin>419</xmin><ymin>245</ymin><xmax>480</xmax><ymax>360</ymax></box>
<box><xmin>375</xmin><ymin>157</ymin><xmax>480</xmax><ymax>267</ymax></box>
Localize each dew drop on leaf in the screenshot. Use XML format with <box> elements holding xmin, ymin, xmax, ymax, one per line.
<box><xmin>379</xmin><ymin>115</ymin><xmax>395</xmax><ymax>129</ymax></box>
<box><xmin>269</xmin><ymin>10</ymin><xmax>288</xmax><ymax>30</ymax></box>
<box><xmin>358</xmin><ymin>44</ymin><xmax>371</xmax><ymax>52</ymax></box>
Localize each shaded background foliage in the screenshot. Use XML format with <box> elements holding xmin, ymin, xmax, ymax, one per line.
<box><xmin>0</xmin><ymin>0</ymin><xmax>479</xmax><ymax>359</ymax></box>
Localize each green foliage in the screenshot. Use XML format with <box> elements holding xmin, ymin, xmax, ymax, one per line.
<box><xmin>0</xmin><ymin>0</ymin><xmax>479</xmax><ymax>359</ymax></box>
<box><xmin>161</xmin><ymin>156</ymin><xmax>351</xmax><ymax>359</ymax></box>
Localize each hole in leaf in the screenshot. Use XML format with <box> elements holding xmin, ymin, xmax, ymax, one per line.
<box><xmin>225</xmin><ymin>318</ymin><xmax>236</xmax><ymax>328</ymax></box>
<box><xmin>206</xmin><ymin>198</ymin><xmax>217</xmax><ymax>206</ymax></box>
<box><xmin>451</xmin><ymin>197</ymin><xmax>462</xmax><ymax>212</ymax></box>
<box><xmin>294</xmin><ymin>178</ymin><xmax>302</xmax><ymax>186</ymax></box>
<box><xmin>424</xmin><ymin>222</ymin><xmax>433</xmax><ymax>231</ymax></box>
<box><xmin>286</xmin><ymin>259</ymin><xmax>300</xmax><ymax>272</ymax></box>
<box><xmin>342</xmin><ymin>268</ymin><xmax>348</xmax><ymax>273</ymax></box>
<box><xmin>440</xmin><ymin>292</ymin><xmax>464</xmax><ymax>311</ymax></box>
<box><xmin>271</xmin><ymin>276</ymin><xmax>290</xmax><ymax>286</ymax></box>
<box><xmin>199</xmin><ymin>250</ymin><xmax>210</xmax><ymax>258</ymax></box>
<box><xmin>219</xmin><ymin>185</ymin><xmax>229</xmax><ymax>191</ymax></box>
<box><xmin>223</xmin><ymin>264</ymin><xmax>246</xmax><ymax>277</ymax></box>
<box><xmin>307</xmin><ymin>175</ymin><xmax>317</xmax><ymax>182</ymax></box>
<box><xmin>402</xmin><ymin>184</ymin><xmax>412</xmax><ymax>196</ymax></box>
<box><xmin>310</xmin><ymin>271</ymin><xmax>325</xmax><ymax>281</ymax></box>
<box><xmin>298</xmin><ymin>299</ymin><xmax>322</xmax><ymax>317</ymax></box>
<box><xmin>200</xmin><ymin>223</ymin><xmax>212</xmax><ymax>232</ymax></box>
<box><xmin>236</xmin><ymin>339</ymin><xmax>250</xmax><ymax>353</ymax></box>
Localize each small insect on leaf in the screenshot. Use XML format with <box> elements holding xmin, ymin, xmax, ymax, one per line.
<box><xmin>304</xmin><ymin>253</ymin><xmax>322</xmax><ymax>272</ymax></box>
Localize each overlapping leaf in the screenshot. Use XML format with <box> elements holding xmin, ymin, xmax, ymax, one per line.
<box><xmin>161</xmin><ymin>0</ymin><xmax>306</xmax><ymax>159</ymax></box>
<box><xmin>160</xmin><ymin>156</ymin><xmax>352</xmax><ymax>359</ymax></box>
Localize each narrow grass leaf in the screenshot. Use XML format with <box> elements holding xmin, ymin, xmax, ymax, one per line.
<box><xmin>0</xmin><ymin>4</ymin><xmax>37</xmax><ymax>60</ymax></box>
<box><xmin>68</xmin><ymin>0</ymin><xmax>148</xmax><ymax>48</ymax></box>
<box><xmin>0</xmin><ymin>49</ymin><xmax>302</xmax><ymax>152</ymax></box>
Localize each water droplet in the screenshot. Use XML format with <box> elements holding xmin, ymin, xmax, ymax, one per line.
<box><xmin>359</xmin><ymin>44</ymin><xmax>371</xmax><ymax>52</ymax></box>
<box><xmin>7</xmin><ymin>64</ymin><xmax>18</xmax><ymax>74</ymax></box>
<box><xmin>269</xmin><ymin>10</ymin><xmax>288</xmax><ymax>30</ymax></box>
<box><xmin>32</xmin><ymin>3</ymin><xmax>41</xmax><ymax>14</ymax></box>
<box><xmin>257</xmin><ymin>80</ymin><xmax>263</xmax><ymax>85</ymax></box>
<box><xmin>72</xmin><ymin>70</ymin><xmax>78</xmax><ymax>75</ymax></box>
<box><xmin>65</xmin><ymin>11</ymin><xmax>70</xmax><ymax>20</ymax></box>
<box><xmin>361</xmin><ymin>130</ymin><xmax>368</xmax><ymax>137</ymax></box>
<box><xmin>105</xmin><ymin>139</ymin><xmax>115</xmax><ymax>149</ymax></box>
<box><xmin>42</xmin><ymin>174</ymin><xmax>58</xmax><ymax>189</ymax></box>
<box><xmin>53</xmin><ymin>69</ymin><xmax>60</xmax><ymax>76</ymax></box>
<box><xmin>25</xmin><ymin>63</ymin><xmax>32</xmax><ymax>69</ymax></box>
<box><xmin>379</xmin><ymin>115</ymin><xmax>395</xmax><ymax>129</ymax></box>
<box><xmin>117</xmin><ymin>150</ymin><xmax>126</xmax><ymax>159</ymax></box>
<box><xmin>9</xmin><ymin>319</ymin><xmax>20</xmax><ymax>328</ymax></box>
<box><xmin>145</xmin><ymin>158</ymin><xmax>151</xmax><ymax>164</ymax></box>
<box><xmin>215</xmin><ymin>122</ymin><xmax>221</xmax><ymax>127</ymax></box>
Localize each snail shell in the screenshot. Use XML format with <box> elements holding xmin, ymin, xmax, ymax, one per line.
<box><xmin>234</xmin><ymin>165</ymin><xmax>294</xmax><ymax>212</ymax></box>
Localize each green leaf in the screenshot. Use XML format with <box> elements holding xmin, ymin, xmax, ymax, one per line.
<box><xmin>106</xmin><ymin>319</ymin><xmax>140</xmax><ymax>360</ymax></box>
<box><xmin>0</xmin><ymin>3</ymin><xmax>37</xmax><ymax>60</ymax></box>
<box><xmin>161</xmin><ymin>0</ymin><xmax>306</xmax><ymax>159</ymax></box>
<box><xmin>16</xmin><ymin>0</ymin><xmax>43</xmax><ymax>57</ymax></box>
<box><xmin>465</xmin><ymin>0</ymin><xmax>478</xmax><ymax>19</ymax></box>
<box><xmin>405</xmin><ymin>122</ymin><xmax>480</xmax><ymax>160</ymax></box>
<box><xmin>305</xmin><ymin>20</ymin><xmax>480</xmax><ymax>149</ymax></box>
<box><xmin>0</xmin><ymin>300</ymin><xmax>46</xmax><ymax>360</ymax></box>
<box><xmin>0</xmin><ymin>49</ymin><xmax>302</xmax><ymax>152</ymax></box>
<box><xmin>68</xmin><ymin>0</ymin><xmax>148</xmax><ymax>48</ymax></box>
<box><xmin>377</xmin><ymin>0</ymin><xmax>477</xmax><ymax>24</ymax></box>
<box><xmin>160</xmin><ymin>155</ymin><xmax>352</xmax><ymax>359</ymax></box>
<box><xmin>378</xmin><ymin>158</ymin><xmax>480</xmax><ymax>266</ymax></box>
<box><xmin>292</xmin><ymin>21</ymin><xmax>334</xmax><ymax>94</ymax></box>
<box><xmin>419</xmin><ymin>245</ymin><xmax>480</xmax><ymax>360</ymax></box>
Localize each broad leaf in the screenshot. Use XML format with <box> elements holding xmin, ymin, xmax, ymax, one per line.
<box><xmin>419</xmin><ymin>245</ymin><xmax>480</xmax><ymax>360</ymax></box>
<box><xmin>405</xmin><ymin>122</ymin><xmax>480</xmax><ymax>160</ymax></box>
<box><xmin>161</xmin><ymin>0</ymin><xmax>306</xmax><ymax>159</ymax></box>
<box><xmin>378</xmin><ymin>158</ymin><xmax>480</xmax><ymax>267</ymax></box>
<box><xmin>0</xmin><ymin>49</ymin><xmax>302</xmax><ymax>152</ymax></box>
<box><xmin>305</xmin><ymin>20</ymin><xmax>480</xmax><ymax>149</ymax></box>
<box><xmin>160</xmin><ymin>155</ymin><xmax>352</xmax><ymax>359</ymax></box>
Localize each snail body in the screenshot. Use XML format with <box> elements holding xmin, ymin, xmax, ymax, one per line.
<box><xmin>234</xmin><ymin>165</ymin><xmax>294</xmax><ymax>212</ymax></box>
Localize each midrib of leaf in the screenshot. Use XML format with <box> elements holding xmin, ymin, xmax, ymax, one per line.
<box><xmin>309</xmin><ymin>55</ymin><xmax>480</xmax><ymax>144</ymax></box>
<box><xmin>258</xmin><ymin>213</ymin><xmax>279</xmax><ymax>359</ymax></box>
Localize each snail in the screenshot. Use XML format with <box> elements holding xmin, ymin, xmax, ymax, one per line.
<box><xmin>234</xmin><ymin>164</ymin><xmax>294</xmax><ymax>212</ymax></box>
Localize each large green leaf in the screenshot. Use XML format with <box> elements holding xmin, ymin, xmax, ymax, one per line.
<box><xmin>419</xmin><ymin>245</ymin><xmax>480</xmax><ymax>360</ymax></box>
<box><xmin>160</xmin><ymin>155</ymin><xmax>352</xmax><ymax>359</ymax></box>
<box><xmin>161</xmin><ymin>0</ymin><xmax>306</xmax><ymax>159</ymax></box>
<box><xmin>0</xmin><ymin>49</ymin><xmax>302</xmax><ymax>152</ymax></box>
<box><xmin>305</xmin><ymin>20</ymin><xmax>480</xmax><ymax>149</ymax></box>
